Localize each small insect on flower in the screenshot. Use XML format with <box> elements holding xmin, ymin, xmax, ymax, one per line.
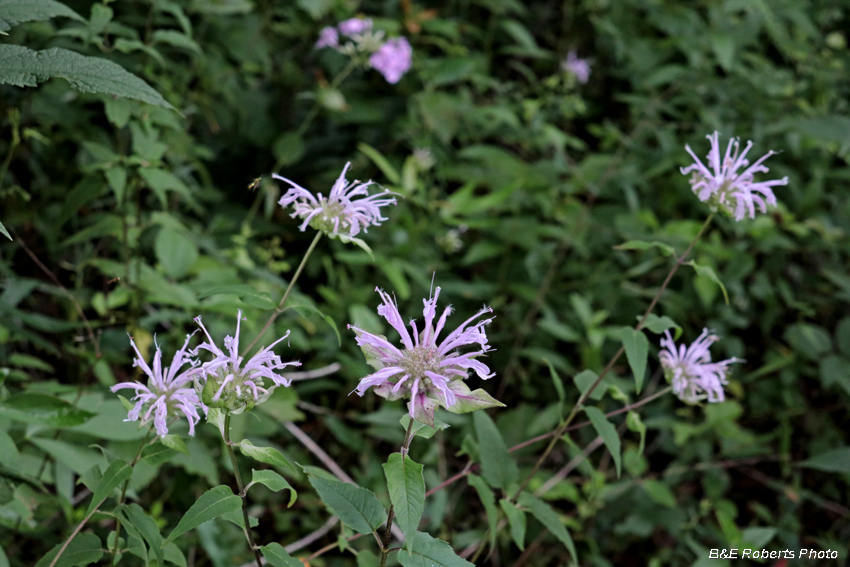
<box><xmin>681</xmin><ymin>132</ymin><xmax>789</xmax><ymax>221</ymax></box>
<box><xmin>659</xmin><ymin>328</ymin><xmax>742</xmax><ymax>404</ymax></box>
<box><xmin>112</xmin><ymin>334</ymin><xmax>203</xmax><ymax>438</ymax></box>
<box><xmin>349</xmin><ymin>285</ymin><xmax>503</xmax><ymax>426</ymax></box>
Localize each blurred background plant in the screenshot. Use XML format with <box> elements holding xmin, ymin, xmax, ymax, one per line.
<box><xmin>1</xmin><ymin>0</ymin><xmax>848</xmax><ymax>565</ymax></box>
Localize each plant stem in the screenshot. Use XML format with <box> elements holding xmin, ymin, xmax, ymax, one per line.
<box><xmin>224</xmin><ymin>413</ymin><xmax>264</xmax><ymax>567</ymax></box>
<box><xmin>379</xmin><ymin>419</ymin><xmax>417</xmax><ymax>567</ymax></box>
<box><xmin>510</xmin><ymin>213</ymin><xmax>715</xmax><ymax>500</ymax></box>
<box><xmin>241</xmin><ymin>231</ymin><xmax>323</xmax><ymax>357</ymax></box>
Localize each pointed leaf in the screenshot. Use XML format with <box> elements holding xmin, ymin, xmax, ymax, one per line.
<box><xmin>383</xmin><ymin>453</ymin><xmax>425</xmax><ymax>545</ymax></box>
<box><xmin>0</xmin><ymin>0</ymin><xmax>84</xmax><ymax>33</ymax></box>
<box><xmin>261</xmin><ymin>543</ymin><xmax>303</xmax><ymax>567</ymax></box>
<box><xmin>687</xmin><ymin>260</ymin><xmax>729</xmax><ymax>305</ymax></box>
<box><xmin>518</xmin><ymin>492</ymin><xmax>578</xmax><ymax>564</ymax></box>
<box><xmin>543</xmin><ymin>357</ymin><xmax>565</xmax><ymax>404</ymax></box>
<box><xmin>119</xmin><ymin>503</ymin><xmax>164</xmax><ymax>566</ymax></box>
<box><xmin>638</xmin><ymin>314</ymin><xmax>682</xmax><ymax>339</ymax></box>
<box><xmin>614</xmin><ymin>240</ymin><xmax>675</xmax><ymax>256</ymax></box>
<box><xmin>239</xmin><ymin>440</ymin><xmax>297</xmax><ymax>474</ymax></box>
<box><xmin>626</xmin><ymin>411</ymin><xmax>646</xmax><ymax>456</ymax></box>
<box><xmin>0</xmin><ymin>393</ymin><xmax>94</xmax><ymax>427</ymax></box>
<box><xmin>445</xmin><ymin>380</ymin><xmax>505</xmax><ymax>413</ymax></box>
<box><xmin>473</xmin><ymin>411</ymin><xmax>518</xmax><ymax>490</ymax></box>
<box><xmin>308</xmin><ymin>476</ymin><xmax>386</xmax><ymax>535</ymax></box>
<box><xmin>86</xmin><ymin>459</ymin><xmax>131</xmax><ymax>516</ymax></box>
<box><xmin>500</xmin><ymin>498</ymin><xmax>526</xmax><ymax>551</ymax></box>
<box><xmin>573</xmin><ymin>369</ymin><xmax>606</xmax><ymax>401</ymax></box>
<box><xmin>163</xmin><ymin>485</ymin><xmax>242</xmax><ymax>544</ymax></box>
<box><xmin>0</xmin><ymin>220</ymin><xmax>11</xmax><ymax>241</ymax></box>
<box><xmin>620</xmin><ymin>327</ymin><xmax>649</xmax><ymax>393</ymax></box>
<box><xmin>397</xmin><ymin>532</ymin><xmax>473</xmax><ymax>567</ymax></box>
<box><xmin>467</xmin><ymin>475</ymin><xmax>498</xmax><ymax>551</ymax></box>
<box><xmin>584</xmin><ymin>406</ymin><xmax>622</xmax><ymax>477</ymax></box>
<box><xmin>248</xmin><ymin>469</ymin><xmax>296</xmax><ymax>507</ymax></box>
<box><xmin>799</xmin><ymin>447</ymin><xmax>850</xmax><ymax>473</ymax></box>
<box><xmin>160</xmin><ymin>434</ymin><xmax>189</xmax><ymax>456</ymax></box>
<box><xmin>35</xmin><ymin>533</ymin><xmax>102</xmax><ymax>567</ymax></box>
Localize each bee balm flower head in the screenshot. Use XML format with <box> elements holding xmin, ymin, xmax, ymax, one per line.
<box><xmin>659</xmin><ymin>328</ymin><xmax>742</xmax><ymax>404</ymax></box>
<box><xmin>349</xmin><ymin>286</ymin><xmax>503</xmax><ymax>426</ymax></box>
<box><xmin>369</xmin><ymin>37</ymin><xmax>413</xmax><ymax>84</ymax></box>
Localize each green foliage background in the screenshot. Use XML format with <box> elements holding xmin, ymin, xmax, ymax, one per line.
<box><xmin>1</xmin><ymin>0</ymin><xmax>849</xmax><ymax>565</ymax></box>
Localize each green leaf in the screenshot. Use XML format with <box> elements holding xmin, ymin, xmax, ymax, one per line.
<box><xmin>400</xmin><ymin>414</ymin><xmax>450</xmax><ymax>440</ymax></box>
<box><xmin>31</xmin><ymin>437</ymin><xmax>103</xmax><ymax>476</ymax></box>
<box><xmin>248</xmin><ymin>469</ymin><xmax>296</xmax><ymax>507</ymax></box>
<box><xmin>308</xmin><ymin>476</ymin><xmax>386</xmax><ymax>535</ymax></box>
<box><xmin>383</xmin><ymin>453</ymin><xmax>425</xmax><ymax>545</ymax></box>
<box><xmin>687</xmin><ymin>260</ymin><xmax>729</xmax><ymax>305</ymax></box>
<box><xmin>260</xmin><ymin>543</ymin><xmax>303</xmax><ymax>567</ymax></box>
<box><xmin>573</xmin><ymin>369</ymin><xmax>605</xmax><ymax>401</ymax></box>
<box><xmin>86</xmin><ymin>459</ymin><xmax>131</xmax><ymax>516</ymax></box>
<box><xmin>626</xmin><ymin>411</ymin><xmax>646</xmax><ymax>456</ymax></box>
<box><xmin>119</xmin><ymin>503</ymin><xmax>164</xmax><ymax>567</ymax></box>
<box><xmin>336</xmin><ymin>234</ymin><xmax>375</xmax><ymax>262</ymax></box>
<box><xmin>798</xmin><ymin>447</ymin><xmax>850</xmax><ymax>473</ymax></box>
<box><xmin>151</xmin><ymin>29</ymin><xmax>203</xmax><ymax>55</ymax></box>
<box><xmin>0</xmin><ymin>46</ymin><xmax>173</xmax><ymax>108</ymax></box>
<box><xmin>163</xmin><ymin>486</ymin><xmax>242</xmax><ymax>545</ymax></box>
<box><xmin>543</xmin><ymin>357</ymin><xmax>565</xmax><ymax>404</ymax></box>
<box><xmin>614</xmin><ymin>240</ymin><xmax>675</xmax><ymax>257</ymax></box>
<box><xmin>272</xmin><ymin>131</ymin><xmax>305</xmax><ymax>167</ymax></box>
<box><xmin>35</xmin><ymin>532</ymin><xmax>102</xmax><ymax>567</ymax></box>
<box><xmin>620</xmin><ymin>327</ymin><xmax>649</xmax><ymax>393</ymax></box>
<box><xmin>0</xmin><ymin>0</ymin><xmax>84</xmax><ymax>32</ymax></box>
<box><xmin>0</xmin><ymin>220</ymin><xmax>12</xmax><ymax>241</ymax></box>
<box><xmin>0</xmin><ymin>393</ymin><xmax>95</xmax><ymax>427</ymax></box>
<box><xmin>518</xmin><ymin>493</ymin><xmax>578</xmax><ymax>564</ymax></box>
<box><xmin>467</xmin><ymin>475</ymin><xmax>498</xmax><ymax>552</ymax></box>
<box><xmin>357</xmin><ymin>142</ymin><xmax>399</xmax><ymax>185</ymax></box>
<box><xmin>195</xmin><ymin>285</ymin><xmax>275</xmax><ymax>310</ymax></box>
<box><xmin>443</xmin><ymin>380</ymin><xmax>505</xmax><ymax>414</ymax></box>
<box><xmin>160</xmin><ymin>434</ymin><xmax>190</xmax><ymax>456</ymax></box>
<box><xmin>639</xmin><ymin>314</ymin><xmax>682</xmax><ymax>339</ymax></box>
<box><xmin>155</xmin><ymin>227</ymin><xmax>198</xmax><ymax>279</ymax></box>
<box><xmin>642</xmin><ymin>479</ymin><xmax>676</xmax><ymax>507</ymax></box>
<box><xmin>500</xmin><ymin>498</ymin><xmax>526</xmax><ymax>551</ymax></box>
<box><xmin>584</xmin><ymin>407</ymin><xmax>622</xmax><ymax>477</ymax></box>
<box><xmin>473</xmin><ymin>411</ymin><xmax>518</xmax><ymax>490</ymax></box>
<box><xmin>238</xmin><ymin>440</ymin><xmax>298</xmax><ymax>474</ymax></box>
<box><xmin>397</xmin><ymin>532</ymin><xmax>473</xmax><ymax>567</ymax></box>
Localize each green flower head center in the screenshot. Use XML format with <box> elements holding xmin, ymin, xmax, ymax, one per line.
<box><xmin>310</xmin><ymin>199</ymin><xmax>348</xmax><ymax>233</ymax></box>
<box><xmin>200</xmin><ymin>366</ymin><xmax>258</xmax><ymax>411</ymax></box>
<box><xmin>398</xmin><ymin>345</ymin><xmax>442</xmax><ymax>384</ymax></box>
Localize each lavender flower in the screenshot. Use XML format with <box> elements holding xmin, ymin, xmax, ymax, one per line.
<box><xmin>369</xmin><ymin>37</ymin><xmax>413</xmax><ymax>84</ymax></box>
<box><xmin>338</xmin><ymin>17</ymin><xmax>372</xmax><ymax>37</ymax></box>
<box><xmin>681</xmin><ymin>132</ymin><xmax>789</xmax><ymax>221</ymax></box>
<box><xmin>193</xmin><ymin>310</ymin><xmax>301</xmax><ymax>414</ymax></box>
<box><xmin>562</xmin><ymin>50</ymin><xmax>590</xmax><ymax>84</ymax></box>
<box><xmin>349</xmin><ymin>286</ymin><xmax>502</xmax><ymax>426</ymax></box>
<box><xmin>112</xmin><ymin>334</ymin><xmax>203</xmax><ymax>437</ymax></box>
<box><xmin>659</xmin><ymin>328</ymin><xmax>742</xmax><ymax>404</ymax></box>
<box><xmin>274</xmin><ymin>162</ymin><xmax>397</xmax><ymax>238</ymax></box>
<box><xmin>316</xmin><ymin>26</ymin><xmax>339</xmax><ymax>49</ymax></box>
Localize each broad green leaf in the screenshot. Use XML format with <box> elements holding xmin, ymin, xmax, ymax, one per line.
<box><xmin>260</xmin><ymin>543</ymin><xmax>303</xmax><ymax>567</ymax></box>
<box><xmin>357</xmin><ymin>142</ymin><xmax>400</xmax><ymax>184</ymax></box>
<box><xmin>272</xmin><ymin>131</ymin><xmax>305</xmax><ymax>166</ymax></box>
<box><xmin>584</xmin><ymin>407</ymin><xmax>621</xmax><ymax>477</ymax></box>
<box><xmin>639</xmin><ymin>314</ymin><xmax>682</xmax><ymax>339</ymax></box>
<box><xmin>119</xmin><ymin>503</ymin><xmax>164</xmax><ymax>567</ymax></box>
<box><xmin>31</xmin><ymin>437</ymin><xmax>103</xmax><ymax>476</ymax></box>
<box><xmin>444</xmin><ymin>380</ymin><xmax>505</xmax><ymax>414</ymax></box>
<box><xmin>155</xmin><ymin>227</ymin><xmax>198</xmax><ymax>279</ymax></box>
<box><xmin>473</xmin><ymin>411</ymin><xmax>518</xmax><ymax>490</ymax></box>
<box><xmin>383</xmin><ymin>453</ymin><xmax>425</xmax><ymax>545</ymax></box>
<box><xmin>239</xmin><ymin>440</ymin><xmax>297</xmax><ymax>474</ymax></box>
<box><xmin>35</xmin><ymin>532</ymin><xmax>102</xmax><ymax>567</ymax></box>
<box><xmin>400</xmin><ymin>414</ymin><xmax>450</xmax><ymax>440</ymax></box>
<box><xmin>0</xmin><ymin>544</ymin><xmax>8</xmax><ymax>567</ymax></box>
<box><xmin>151</xmin><ymin>29</ymin><xmax>202</xmax><ymax>55</ymax></box>
<box><xmin>308</xmin><ymin>476</ymin><xmax>386</xmax><ymax>535</ymax></box>
<box><xmin>0</xmin><ymin>46</ymin><xmax>173</xmax><ymax>108</ymax></box>
<box><xmin>163</xmin><ymin>485</ymin><xmax>242</xmax><ymax>544</ymax></box>
<box><xmin>467</xmin><ymin>475</ymin><xmax>498</xmax><ymax>551</ymax></box>
<box><xmin>642</xmin><ymin>479</ymin><xmax>676</xmax><ymax>507</ymax></box>
<box><xmin>798</xmin><ymin>447</ymin><xmax>850</xmax><ymax>473</ymax></box>
<box><xmin>626</xmin><ymin>411</ymin><xmax>646</xmax><ymax>456</ymax></box>
<box><xmin>196</xmin><ymin>285</ymin><xmax>275</xmax><ymax>310</ymax></box>
<box><xmin>0</xmin><ymin>393</ymin><xmax>94</xmax><ymax>427</ymax></box>
<box><xmin>518</xmin><ymin>493</ymin><xmax>578</xmax><ymax>564</ymax></box>
<box><xmin>397</xmin><ymin>532</ymin><xmax>473</xmax><ymax>567</ymax></box>
<box><xmin>336</xmin><ymin>234</ymin><xmax>375</xmax><ymax>262</ymax></box>
<box><xmin>86</xmin><ymin>459</ymin><xmax>131</xmax><ymax>516</ymax></box>
<box><xmin>741</xmin><ymin>526</ymin><xmax>777</xmax><ymax>549</ymax></box>
<box><xmin>687</xmin><ymin>260</ymin><xmax>729</xmax><ymax>305</ymax></box>
<box><xmin>614</xmin><ymin>240</ymin><xmax>675</xmax><ymax>257</ymax></box>
<box><xmin>573</xmin><ymin>369</ymin><xmax>606</xmax><ymax>401</ymax></box>
<box><xmin>356</xmin><ymin>550</ymin><xmax>380</xmax><ymax>567</ymax></box>
<box><xmin>500</xmin><ymin>498</ymin><xmax>526</xmax><ymax>551</ymax></box>
<box><xmin>620</xmin><ymin>327</ymin><xmax>649</xmax><ymax>393</ymax></box>
<box><xmin>248</xmin><ymin>469</ymin><xmax>296</xmax><ymax>507</ymax></box>
<box><xmin>0</xmin><ymin>0</ymin><xmax>84</xmax><ymax>32</ymax></box>
<box><xmin>160</xmin><ymin>434</ymin><xmax>189</xmax><ymax>456</ymax></box>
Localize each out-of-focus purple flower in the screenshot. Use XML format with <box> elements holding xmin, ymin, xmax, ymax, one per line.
<box><xmin>681</xmin><ymin>132</ymin><xmax>788</xmax><ymax>221</ymax></box>
<box><xmin>659</xmin><ymin>328</ymin><xmax>741</xmax><ymax>404</ymax></box>
<box><xmin>562</xmin><ymin>50</ymin><xmax>590</xmax><ymax>84</ymax></box>
<box><xmin>193</xmin><ymin>310</ymin><xmax>301</xmax><ymax>413</ymax></box>
<box><xmin>369</xmin><ymin>37</ymin><xmax>413</xmax><ymax>84</ymax></box>
<box><xmin>112</xmin><ymin>334</ymin><xmax>203</xmax><ymax>437</ymax></box>
<box><xmin>349</xmin><ymin>286</ymin><xmax>502</xmax><ymax>426</ymax></box>
<box><xmin>316</xmin><ymin>26</ymin><xmax>339</xmax><ymax>49</ymax></box>
<box><xmin>338</xmin><ymin>17</ymin><xmax>372</xmax><ymax>37</ymax></box>
<box><xmin>274</xmin><ymin>162</ymin><xmax>397</xmax><ymax>238</ymax></box>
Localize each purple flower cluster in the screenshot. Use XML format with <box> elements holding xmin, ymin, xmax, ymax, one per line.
<box><xmin>562</xmin><ymin>50</ymin><xmax>590</xmax><ymax>84</ymax></box>
<box><xmin>315</xmin><ymin>17</ymin><xmax>413</xmax><ymax>84</ymax></box>
<box><xmin>369</xmin><ymin>37</ymin><xmax>413</xmax><ymax>84</ymax></box>
<box><xmin>274</xmin><ymin>162</ymin><xmax>397</xmax><ymax>238</ymax></box>
<box><xmin>681</xmin><ymin>132</ymin><xmax>789</xmax><ymax>221</ymax></box>
<box><xmin>659</xmin><ymin>329</ymin><xmax>741</xmax><ymax>404</ymax></box>
<box><xmin>349</xmin><ymin>286</ymin><xmax>501</xmax><ymax>426</ymax></box>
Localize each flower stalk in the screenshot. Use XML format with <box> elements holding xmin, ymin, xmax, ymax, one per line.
<box><xmin>223</xmin><ymin>413</ymin><xmax>263</xmax><ymax>567</ymax></box>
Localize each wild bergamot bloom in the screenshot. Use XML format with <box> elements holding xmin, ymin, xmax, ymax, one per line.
<box><xmin>562</xmin><ymin>50</ymin><xmax>590</xmax><ymax>84</ymax></box>
<box><xmin>369</xmin><ymin>37</ymin><xmax>413</xmax><ymax>84</ymax></box>
<box><xmin>659</xmin><ymin>328</ymin><xmax>742</xmax><ymax>404</ymax></box>
<box><xmin>192</xmin><ymin>310</ymin><xmax>301</xmax><ymax>414</ymax></box>
<box><xmin>274</xmin><ymin>163</ymin><xmax>397</xmax><ymax>239</ymax></box>
<box><xmin>681</xmin><ymin>131</ymin><xmax>789</xmax><ymax>221</ymax></box>
<box><xmin>349</xmin><ymin>286</ymin><xmax>503</xmax><ymax>426</ymax></box>
<box><xmin>112</xmin><ymin>334</ymin><xmax>203</xmax><ymax>438</ymax></box>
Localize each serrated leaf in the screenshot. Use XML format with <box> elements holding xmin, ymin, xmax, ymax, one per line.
<box><xmin>383</xmin><ymin>453</ymin><xmax>425</xmax><ymax>546</ymax></box>
<box><xmin>260</xmin><ymin>543</ymin><xmax>303</xmax><ymax>567</ymax></box>
<box><xmin>34</xmin><ymin>532</ymin><xmax>102</xmax><ymax>567</ymax></box>
<box><xmin>0</xmin><ymin>393</ymin><xmax>95</xmax><ymax>427</ymax></box>
<box><xmin>500</xmin><ymin>498</ymin><xmax>526</xmax><ymax>551</ymax></box>
<box><xmin>798</xmin><ymin>447</ymin><xmax>850</xmax><ymax>473</ymax></box>
<box><xmin>614</xmin><ymin>240</ymin><xmax>675</xmax><ymax>256</ymax></box>
<box><xmin>467</xmin><ymin>475</ymin><xmax>498</xmax><ymax>551</ymax></box>
<box><xmin>86</xmin><ymin>459</ymin><xmax>131</xmax><ymax>516</ymax></box>
<box><xmin>620</xmin><ymin>327</ymin><xmax>649</xmax><ymax>393</ymax></box>
<box><xmin>163</xmin><ymin>486</ymin><xmax>242</xmax><ymax>544</ymax></box>
<box><xmin>584</xmin><ymin>406</ymin><xmax>621</xmax><ymax>478</ymax></box>
<box><xmin>308</xmin><ymin>476</ymin><xmax>386</xmax><ymax>535</ymax></box>
<box><xmin>0</xmin><ymin>45</ymin><xmax>173</xmax><ymax>108</ymax></box>
<box><xmin>518</xmin><ymin>493</ymin><xmax>578</xmax><ymax>565</ymax></box>
<box><xmin>0</xmin><ymin>0</ymin><xmax>84</xmax><ymax>32</ymax></box>
<box><xmin>119</xmin><ymin>503</ymin><xmax>164</xmax><ymax>567</ymax></box>
<box><xmin>397</xmin><ymin>532</ymin><xmax>473</xmax><ymax>567</ymax></box>
<box><xmin>687</xmin><ymin>260</ymin><xmax>729</xmax><ymax>305</ymax></box>
<box><xmin>238</xmin><ymin>440</ymin><xmax>298</xmax><ymax>474</ymax></box>
<box><xmin>473</xmin><ymin>411</ymin><xmax>518</xmax><ymax>490</ymax></box>
<box><xmin>248</xmin><ymin>469</ymin><xmax>296</xmax><ymax>507</ymax></box>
